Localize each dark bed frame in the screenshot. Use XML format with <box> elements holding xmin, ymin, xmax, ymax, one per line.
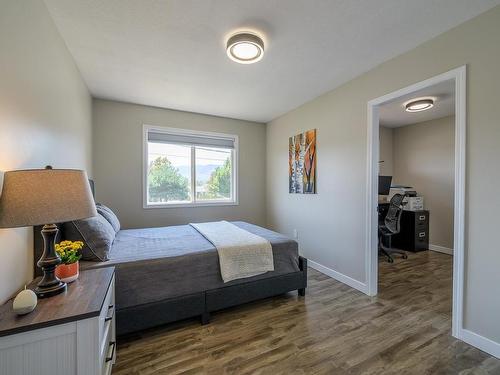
<box><xmin>33</xmin><ymin>181</ymin><xmax>308</xmax><ymax>335</ymax></box>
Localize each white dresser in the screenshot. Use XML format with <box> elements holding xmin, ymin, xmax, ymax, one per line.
<box><xmin>0</xmin><ymin>267</ymin><xmax>116</xmax><ymax>375</ymax></box>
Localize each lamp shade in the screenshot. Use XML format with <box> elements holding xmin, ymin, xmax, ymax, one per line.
<box><xmin>0</xmin><ymin>169</ymin><xmax>97</xmax><ymax>228</ymax></box>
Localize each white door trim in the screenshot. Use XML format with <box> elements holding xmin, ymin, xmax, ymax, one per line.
<box><xmin>365</xmin><ymin>66</ymin><xmax>466</xmax><ymax>340</ymax></box>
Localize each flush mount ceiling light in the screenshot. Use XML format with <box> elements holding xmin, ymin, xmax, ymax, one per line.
<box><xmin>405</xmin><ymin>98</ymin><xmax>434</xmax><ymax>112</ymax></box>
<box><xmin>226</xmin><ymin>32</ymin><xmax>264</xmax><ymax>64</ymax></box>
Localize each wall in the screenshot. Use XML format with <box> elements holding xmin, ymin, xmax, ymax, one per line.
<box><xmin>0</xmin><ymin>1</ymin><xmax>92</xmax><ymax>303</ymax></box>
<box><xmin>379</xmin><ymin>126</ymin><xmax>394</xmax><ymax>176</ymax></box>
<box><xmin>92</xmin><ymin>99</ymin><xmax>266</xmax><ymax>228</ymax></box>
<box><xmin>266</xmin><ymin>6</ymin><xmax>500</xmax><ymax>344</ymax></box>
<box><xmin>393</xmin><ymin>116</ymin><xmax>455</xmax><ymax>250</ymax></box>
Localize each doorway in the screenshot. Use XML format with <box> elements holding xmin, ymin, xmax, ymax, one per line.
<box><xmin>365</xmin><ymin>66</ymin><xmax>466</xmax><ymax>339</ymax></box>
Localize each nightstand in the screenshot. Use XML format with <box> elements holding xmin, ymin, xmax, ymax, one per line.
<box><xmin>0</xmin><ymin>267</ymin><xmax>116</xmax><ymax>375</ymax></box>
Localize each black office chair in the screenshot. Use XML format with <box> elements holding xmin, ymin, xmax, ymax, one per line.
<box><xmin>379</xmin><ymin>193</ymin><xmax>408</xmax><ymax>263</ymax></box>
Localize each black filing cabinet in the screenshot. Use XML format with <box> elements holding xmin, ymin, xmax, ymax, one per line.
<box><xmin>392</xmin><ymin>210</ymin><xmax>430</xmax><ymax>252</ymax></box>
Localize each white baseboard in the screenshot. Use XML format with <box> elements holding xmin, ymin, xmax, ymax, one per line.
<box><xmin>308</xmin><ymin>260</ymin><xmax>368</xmax><ymax>294</ymax></box>
<box><xmin>429</xmin><ymin>244</ymin><xmax>453</xmax><ymax>255</ymax></box>
<box><xmin>460</xmin><ymin>329</ymin><xmax>500</xmax><ymax>359</ymax></box>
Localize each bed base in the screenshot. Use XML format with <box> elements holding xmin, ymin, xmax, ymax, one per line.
<box><xmin>116</xmin><ymin>256</ymin><xmax>307</xmax><ymax>335</ymax></box>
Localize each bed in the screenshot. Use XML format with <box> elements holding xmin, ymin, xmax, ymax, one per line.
<box><xmin>33</xmin><ymin>186</ymin><xmax>307</xmax><ymax>335</ymax></box>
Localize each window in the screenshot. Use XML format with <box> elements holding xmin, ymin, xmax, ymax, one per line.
<box><xmin>143</xmin><ymin>126</ymin><xmax>238</xmax><ymax>207</ymax></box>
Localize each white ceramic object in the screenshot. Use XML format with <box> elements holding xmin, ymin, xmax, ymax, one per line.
<box><xmin>13</xmin><ymin>287</ymin><xmax>37</xmax><ymax>315</ymax></box>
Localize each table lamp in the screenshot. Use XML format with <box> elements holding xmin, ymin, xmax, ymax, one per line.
<box><xmin>0</xmin><ymin>167</ymin><xmax>97</xmax><ymax>298</ymax></box>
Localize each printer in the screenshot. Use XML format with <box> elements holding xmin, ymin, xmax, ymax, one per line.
<box><xmin>389</xmin><ymin>185</ymin><xmax>424</xmax><ymax>211</ymax></box>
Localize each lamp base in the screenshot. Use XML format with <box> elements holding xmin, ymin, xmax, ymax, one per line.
<box><xmin>35</xmin><ymin>282</ymin><xmax>67</xmax><ymax>298</ymax></box>
<box><xmin>36</xmin><ymin>224</ymin><xmax>67</xmax><ymax>299</ymax></box>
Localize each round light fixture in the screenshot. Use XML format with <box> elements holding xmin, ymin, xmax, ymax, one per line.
<box><xmin>405</xmin><ymin>98</ymin><xmax>434</xmax><ymax>112</ymax></box>
<box><xmin>226</xmin><ymin>32</ymin><xmax>264</xmax><ymax>64</ymax></box>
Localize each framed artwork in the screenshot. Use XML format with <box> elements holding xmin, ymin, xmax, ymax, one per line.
<box><xmin>289</xmin><ymin>129</ymin><xmax>316</xmax><ymax>194</ymax></box>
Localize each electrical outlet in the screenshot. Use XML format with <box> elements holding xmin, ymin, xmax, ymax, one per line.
<box><xmin>293</xmin><ymin>229</ymin><xmax>298</xmax><ymax>239</ymax></box>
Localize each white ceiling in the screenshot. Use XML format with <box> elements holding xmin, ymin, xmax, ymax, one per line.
<box><xmin>379</xmin><ymin>80</ymin><xmax>455</xmax><ymax>128</ymax></box>
<box><xmin>44</xmin><ymin>0</ymin><xmax>500</xmax><ymax>123</ymax></box>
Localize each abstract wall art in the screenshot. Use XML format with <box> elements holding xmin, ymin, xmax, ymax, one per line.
<box><xmin>289</xmin><ymin>129</ymin><xmax>316</xmax><ymax>194</ymax></box>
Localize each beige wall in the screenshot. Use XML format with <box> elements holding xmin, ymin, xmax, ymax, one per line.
<box><xmin>92</xmin><ymin>99</ymin><xmax>266</xmax><ymax>229</ymax></box>
<box><xmin>0</xmin><ymin>1</ymin><xmax>92</xmax><ymax>303</ymax></box>
<box><xmin>379</xmin><ymin>126</ymin><xmax>394</xmax><ymax>176</ymax></box>
<box><xmin>266</xmin><ymin>6</ymin><xmax>500</xmax><ymax>343</ymax></box>
<box><xmin>393</xmin><ymin>116</ymin><xmax>455</xmax><ymax>250</ymax></box>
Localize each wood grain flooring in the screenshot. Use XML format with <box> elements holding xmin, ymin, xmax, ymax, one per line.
<box><xmin>115</xmin><ymin>251</ymin><xmax>500</xmax><ymax>374</ymax></box>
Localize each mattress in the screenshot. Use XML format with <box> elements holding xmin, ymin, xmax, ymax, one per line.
<box><xmin>80</xmin><ymin>221</ymin><xmax>300</xmax><ymax>310</ymax></box>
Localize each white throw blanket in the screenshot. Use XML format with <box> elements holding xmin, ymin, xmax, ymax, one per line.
<box><xmin>190</xmin><ymin>221</ymin><xmax>274</xmax><ymax>282</ymax></box>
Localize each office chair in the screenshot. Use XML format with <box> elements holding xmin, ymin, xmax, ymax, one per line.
<box><xmin>379</xmin><ymin>193</ymin><xmax>408</xmax><ymax>263</ymax></box>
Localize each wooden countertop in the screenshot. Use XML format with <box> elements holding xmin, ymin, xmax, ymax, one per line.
<box><xmin>0</xmin><ymin>267</ymin><xmax>114</xmax><ymax>337</ymax></box>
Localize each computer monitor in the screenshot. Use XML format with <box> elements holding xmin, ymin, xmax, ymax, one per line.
<box><xmin>378</xmin><ymin>175</ymin><xmax>392</xmax><ymax>195</ymax></box>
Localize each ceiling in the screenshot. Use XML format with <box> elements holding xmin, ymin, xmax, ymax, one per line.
<box><xmin>44</xmin><ymin>0</ymin><xmax>500</xmax><ymax>123</ymax></box>
<box><xmin>379</xmin><ymin>80</ymin><xmax>455</xmax><ymax>128</ymax></box>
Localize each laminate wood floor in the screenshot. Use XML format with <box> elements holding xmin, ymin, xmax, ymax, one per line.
<box><xmin>115</xmin><ymin>251</ymin><xmax>500</xmax><ymax>374</ymax></box>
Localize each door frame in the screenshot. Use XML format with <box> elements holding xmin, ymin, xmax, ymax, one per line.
<box><xmin>365</xmin><ymin>66</ymin><xmax>466</xmax><ymax>338</ymax></box>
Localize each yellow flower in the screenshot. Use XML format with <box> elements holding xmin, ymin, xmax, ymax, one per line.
<box><xmin>55</xmin><ymin>240</ymin><xmax>85</xmax><ymax>257</ymax></box>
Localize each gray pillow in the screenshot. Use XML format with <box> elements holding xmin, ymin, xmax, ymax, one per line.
<box><xmin>63</xmin><ymin>213</ymin><xmax>115</xmax><ymax>261</ymax></box>
<box><xmin>96</xmin><ymin>203</ymin><xmax>121</xmax><ymax>233</ymax></box>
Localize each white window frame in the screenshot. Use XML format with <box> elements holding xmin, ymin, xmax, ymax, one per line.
<box><xmin>143</xmin><ymin>124</ymin><xmax>239</xmax><ymax>208</ymax></box>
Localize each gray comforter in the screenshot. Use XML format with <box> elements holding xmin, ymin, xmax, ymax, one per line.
<box><xmin>80</xmin><ymin>221</ymin><xmax>300</xmax><ymax>310</ymax></box>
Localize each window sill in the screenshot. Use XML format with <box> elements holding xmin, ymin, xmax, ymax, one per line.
<box><xmin>143</xmin><ymin>200</ymin><xmax>239</xmax><ymax>209</ymax></box>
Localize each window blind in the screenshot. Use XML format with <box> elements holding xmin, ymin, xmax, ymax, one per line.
<box><xmin>148</xmin><ymin>130</ymin><xmax>235</xmax><ymax>149</ymax></box>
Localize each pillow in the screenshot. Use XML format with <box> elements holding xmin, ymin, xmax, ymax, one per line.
<box><xmin>63</xmin><ymin>213</ymin><xmax>115</xmax><ymax>261</ymax></box>
<box><xmin>96</xmin><ymin>203</ymin><xmax>121</xmax><ymax>233</ymax></box>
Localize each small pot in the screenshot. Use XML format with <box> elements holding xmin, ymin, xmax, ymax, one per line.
<box><xmin>55</xmin><ymin>261</ymin><xmax>79</xmax><ymax>283</ymax></box>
